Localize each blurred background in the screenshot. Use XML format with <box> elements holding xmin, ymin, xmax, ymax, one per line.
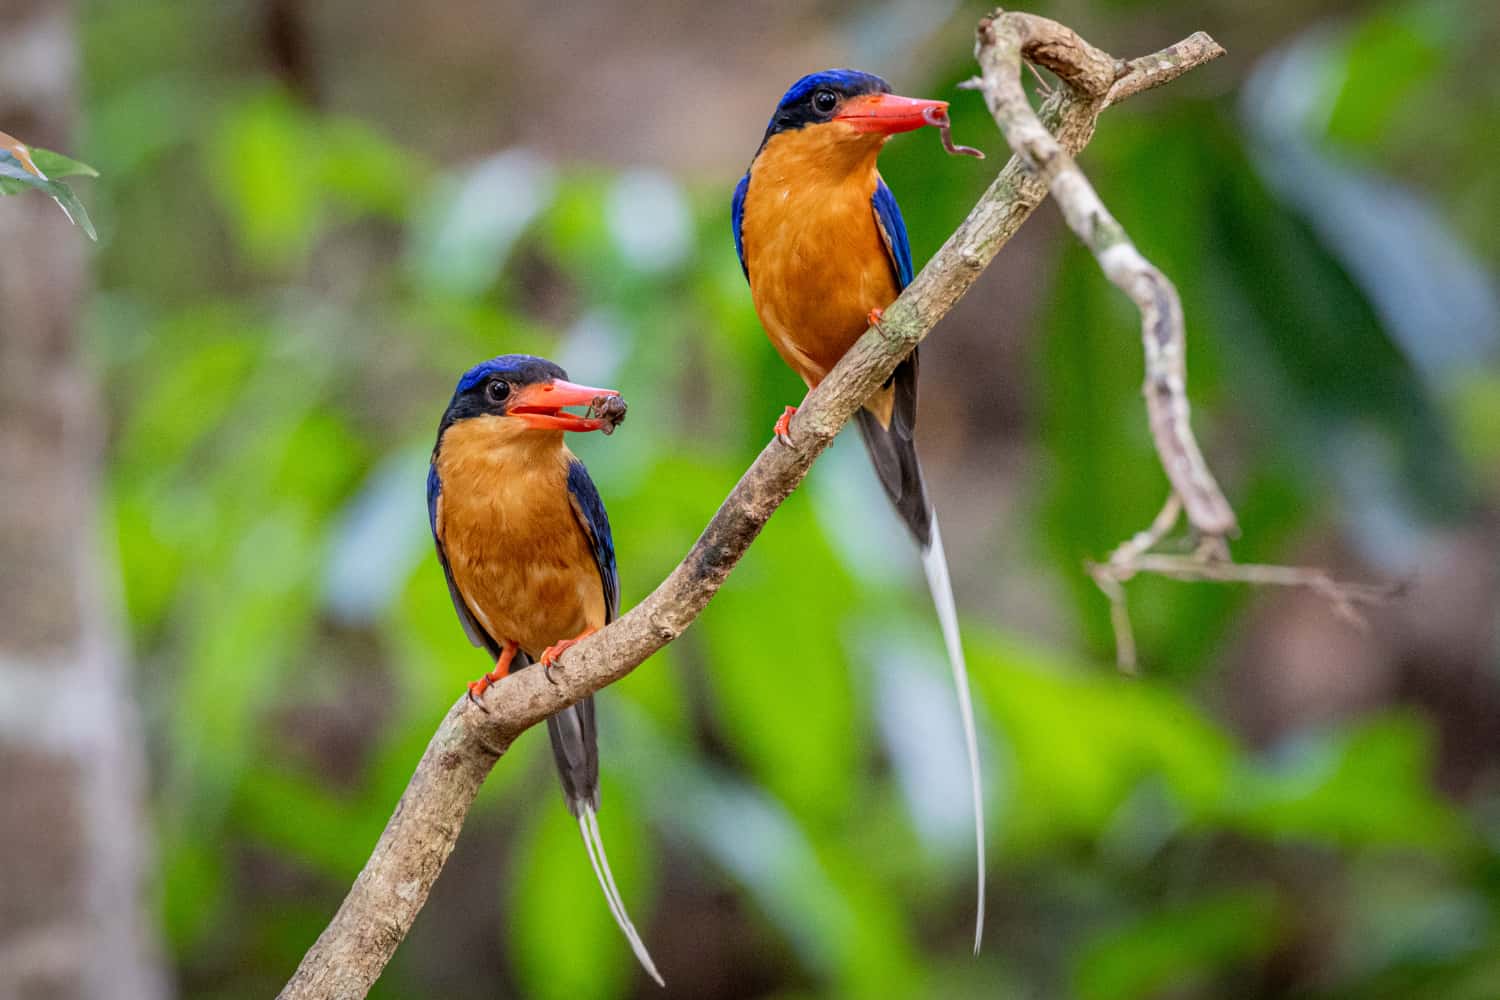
<box><xmin>2</xmin><ymin>0</ymin><xmax>1498</xmax><ymax>997</ymax></box>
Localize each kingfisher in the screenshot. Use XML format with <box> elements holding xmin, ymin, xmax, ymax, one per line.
<box><xmin>427</xmin><ymin>355</ymin><xmax>662</xmax><ymax>986</ymax></box>
<box><xmin>732</xmin><ymin>69</ymin><xmax>987</xmax><ymax>950</ymax></box>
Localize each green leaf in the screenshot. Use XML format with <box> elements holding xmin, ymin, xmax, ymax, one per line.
<box><xmin>1073</xmin><ymin>889</ymin><xmax>1282</xmax><ymax>1000</ymax></box>
<box><xmin>1200</xmin><ymin>118</ymin><xmax>1467</xmax><ymax>519</ymax></box>
<box><xmin>1326</xmin><ymin>11</ymin><xmax>1441</xmax><ymax>150</ymax></box>
<box><xmin>969</xmin><ymin>633</ymin><xmax>1234</xmax><ymax>848</ymax></box>
<box><xmin>206</xmin><ymin>89</ymin><xmax>321</xmax><ymax>267</ymax></box>
<box><xmin>0</xmin><ymin>150</ymin><xmax>98</xmax><ymax>239</ymax></box>
<box><xmin>699</xmin><ymin>491</ymin><xmax>862</xmax><ymax>828</ymax></box>
<box><xmin>1449</xmin><ymin>372</ymin><xmax>1500</xmax><ymax>475</ymax></box>
<box><xmin>317</xmin><ymin>117</ymin><xmax>419</xmax><ymax>218</ymax></box>
<box><xmin>1226</xmin><ymin>715</ymin><xmax>1466</xmax><ymax>851</ymax></box>
<box><xmin>159</xmin><ymin>832</ymin><xmax>228</xmax><ymax>952</ymax></box>
<box><xmin>28</xmin><ymin>145</ymin><xmax>100</xmax><ymax>179</ymax></box>
<box><xmin>234</xmin><ymin>768</ymin><xmax>385</xmax><ymax>880</ymax></box>
<box><xmin>0</xmin><ymin>154</ymin><xmax>51</xmax><ymax>193</ymax></box>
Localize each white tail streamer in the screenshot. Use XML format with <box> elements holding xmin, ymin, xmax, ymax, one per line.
<box><xmin>920</xmin><ymin>513</ymin><xmax>987</xmax><ymax>954</ymax></box>
<box><xmin>578</xmin><ymin>807</ymin><xmax>665</xmax><ymax>987</ymax></box>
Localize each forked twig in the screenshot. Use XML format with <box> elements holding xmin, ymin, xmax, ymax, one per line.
<box><xmin>1088</xmin><ymin>496</ymin><xmax>1402</xmax><ymax>672</ymax></box>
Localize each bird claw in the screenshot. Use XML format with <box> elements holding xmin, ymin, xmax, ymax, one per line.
<box><xmin>465</xmin><ymin>680</ymin><xmax>492</xmax><ymax>714</ymax></box>
<box><xmin>772</xmin><ymin>405</ymin><xmax>797</xmax><ymax>446</ymax></box>
<box><xmin>539</xmin><ymin>632</ymin><xmax>592</xmax><ymax>685</ymax></box>
<box><xmin>464</xmin><ymin>641</ymin><xmax>515</xmax><ymax>713</ymax></box>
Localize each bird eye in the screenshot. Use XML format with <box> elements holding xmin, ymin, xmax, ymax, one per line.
<box><xmin>812</xmin><ymin>89</ymin><xmax>838</xmax><ymax>114</ymax></box>
<box><xmin>486</xmin><ymin>379</ymin><xmax>511</xmax><ymax>404</ymax></box>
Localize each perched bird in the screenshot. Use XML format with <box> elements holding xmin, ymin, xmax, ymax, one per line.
<box><xmin>732</xmin><ymin>69</ymin><xmax>987</xmax><ymax>950</ymax></box>
<box><xmin>428</xmin><ymin>355</ymin><xmax>662</xmax><ymax>986</ymax></box>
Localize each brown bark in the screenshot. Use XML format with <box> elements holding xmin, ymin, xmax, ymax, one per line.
<box><xmin>0</xmin><ymin>2</ymin><xmax>166</xmax><ymax>998</ymax></box>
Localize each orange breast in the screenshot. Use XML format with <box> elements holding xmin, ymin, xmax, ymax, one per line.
<box><xmin>435</xmin><ymin>418</ymin><xmax>606</xmax><ymax>658</ymax></box>
<box><xmin>740</xmin><ymin>128</ymin><xmax>901</xmax><ymax>389</ymax></box>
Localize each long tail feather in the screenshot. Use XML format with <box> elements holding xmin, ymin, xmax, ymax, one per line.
<box><xmin>548</xmin><ymin>701</ymin><xmax>661</xmax><ymax>983</ymax></box>
<box><xmin>853</xmin><ymin>353</ymin><xmax>987</xmax><ymax>951</ymax></box>
<box><xmin>578</xmin><ymin>806</ymin><xmax>665</xmax><ymax>987</ymax></box>
<box><xmin>921</xmin><ymin>514</ymin><xmax>986</xmax><ymax>954</ymax></box>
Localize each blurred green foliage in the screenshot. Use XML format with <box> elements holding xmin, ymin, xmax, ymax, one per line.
<box><xmin>68</xmin><ymin>0</ymin><xmax>1500</xmax><ymax>997</ymax></box>
<box><xmin>0</xmin><ymin>138</ymin><xmax>98</xmax><ymax>238</ymax></box>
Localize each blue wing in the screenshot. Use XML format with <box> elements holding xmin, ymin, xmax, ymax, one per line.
<box><xmin>871</xmin><ymin>177</ymin><xmax>914</xmax><ymax>290</ymax></box>
<box><xmin>731</xmin><ymin>172</ymin><xmax>750</xmax><ymax>279</ymax></box>
<box><xmin>427</xmin><ymin>462</ymin><xmax>498</xmax><ymax>654</ymax></box>
<box><xmin>566</xmin><ymin>460</ymin><xmax>620</xmax><ymax>623</ymax></box>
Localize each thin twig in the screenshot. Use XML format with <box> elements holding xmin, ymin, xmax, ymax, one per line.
<box><xmin>1090</xmin><ymin>546</ymin><xmax>1404</xmax><ymax>672</ymax></box>
<box><xmin>1090</xmin><ymin>570</ymin><xmax>1138</xmax><ymax>674</ymax></box>
<box><xmin>277</xmin><ymin>21</ymin><xmax>1226</xmax><ymax>1000</ymax></box>
<box><xmin>1114</xmin><ymin>494</ymin><xmax>1184</xmax><ymax>566</ymax></box>
<box><xmin>1105</xmin><ymin>32</ymin><xmax>1225</xmax><ymax>107</ymax></box>
<box><xmin>1087</xmin><ymin>494</ymin><xmax>1182</xmax><ymax>674</ymax></box>
<box><xmin>1025</xmin><ymin>60</ymin><xmax>1054</xmax><ymax>96</ymax></box>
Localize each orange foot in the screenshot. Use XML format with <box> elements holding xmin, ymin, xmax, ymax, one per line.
<box><xmin>466</xmin><ymin>640</ymin><xmax>518</xmax><ymax>712</ymax></box>
<box><xmin>867</xmin><ymin>306</ymin><xmax>885</xmax><ymax>328</ymax></box>
<box><xmin>772</xmin><ymin>405</ymin><xmax>797</xmax><ymax>446</ymax></box>
<box><xmin>540</xmin><ymin>627</ymin><xmax>597</xmax><ymax>685</ymax></box>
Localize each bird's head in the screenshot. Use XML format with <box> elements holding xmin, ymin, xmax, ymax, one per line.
<box><xmin>757</xmin><ymin>69</ymin><xmax>948</xmax><ymax>159</ymax></box>
<box><xmin>438</xmin><ymin>355</ymin><xmax>625</xmax><ymax>446</ymax></box>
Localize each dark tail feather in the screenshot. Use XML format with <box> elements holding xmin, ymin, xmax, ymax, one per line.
<box><xmin>854</xmin><ymin>352</ymin><xmax>931</xmax><ymax>548</ymax></box>
<box><xmin>547</xmin><ymin>697</ymin><xmax>600</xmax><ymax>817</ymax></box>
<box><xmin>854</xmin><ymin>349</ymin><xmax>987</xmax><ymax>952</ymax></box>
<box><xmin>546</xmin><ymin>699</ymin><xmax>664</xmax><ymax>986</ymax></box>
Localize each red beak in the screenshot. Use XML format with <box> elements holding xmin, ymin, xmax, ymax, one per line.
<box><xmin>833</xmin><ymin>92</ymin><xmax>949</xmax><ymax>136</ymax></box>
<box><xmin>510</xmin><ymin>378</ymin><xmax>622</xmax><ymax>433</ymax></box>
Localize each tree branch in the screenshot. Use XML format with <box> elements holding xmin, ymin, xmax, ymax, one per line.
<box><xmin>976</xmin><ymin>11</ymin><xmax>1236</xmax><ymax>540</ymax></box>
<box><xmin>278</xmin><ymin>17</ymin><xmax>1226</xmax><ymax>999</ymax></box>
<box><xmin>1088</xmin><ymin>495</ymin><xmax>1404</xmax><ymax>674</ymax></box>
<box><xmin>963</xmin><ymin>10</ymin><xmax>1395</xmax><ymax>673</ymax></box>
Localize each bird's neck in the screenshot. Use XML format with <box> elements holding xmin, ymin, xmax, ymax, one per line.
<box><xmin>752</xmin><ymin>127</ymin><xmax>885</xmax><ymax>192</ymax></box>
<box><xmin>437</xmin><ymin>416</ymin><xmax>572</xmax><ymax>486</ymax></box>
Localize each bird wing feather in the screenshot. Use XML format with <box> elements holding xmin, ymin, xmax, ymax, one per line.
<box><xmin>731</xmin><ymin>171</ymin><xmax>750</xmax><ymax>279</ymax></box>
<box><xmin>565</xmin><ymin>459</ymin><xmax>619</xmax><ymax>624</ymax></box>
<box><xmin>427</xmin><ymin>462</ymin><xmax>500</xmax><ymax>656</ymax></box>
<box><xmin>871</xmin><ymin>176</ymin><xmax>915</xmax><ymax>288</ymax></box>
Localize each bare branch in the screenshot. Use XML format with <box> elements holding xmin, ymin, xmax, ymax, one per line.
<box><xmin>1087</xmin><ymin>495</ymin><xmax>1182</xmax><ymax>674</ymax></box>
<box><xmin>278</xmin><ymin>21</ymin><xmax>1226</xmax><ymax>1000</ymax></box>
<box><xmin>1090</xmin><ymin>539</ymin><xmax>1404</xmax><ymax>673</ymax></box>
<box><xmin>1106</xmin><ymin>32</ymin><xmax>1227</xmax><ymax>107</ymax></box>
<box><xmin>963</xmin><ymin>12</ymin><xmax>1395</xmax><ymax>673</ymax></box>
<box><xmin>975</xmin><ymin>10</ymin><xmax>1237</xmax><ymax>540</ymax></box>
